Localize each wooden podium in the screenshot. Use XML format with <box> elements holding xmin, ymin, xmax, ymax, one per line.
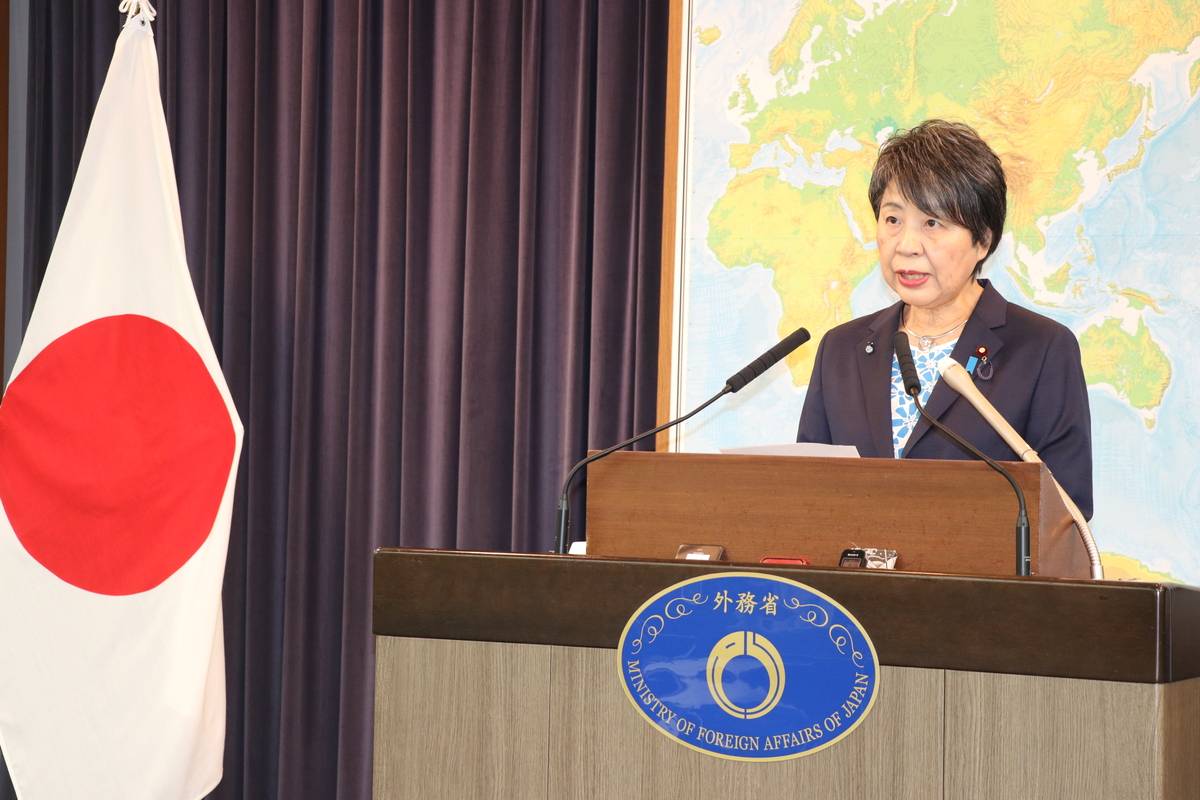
<box><xmin>370</xmin><ymin>454</ymin><xmax>1196</xmax><ymax>798</ymax></box>
<box><xmin>585</xmin><ymin>451</ymin><xmax>1088</xmax><ymax>577</ymax></box>
<box><xmin>372</xmin><ymin>550</ymin><xmax>1200</xmax><ymax>799</ymax></box>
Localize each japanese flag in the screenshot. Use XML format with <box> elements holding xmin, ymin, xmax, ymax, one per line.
<box><xmin>0</xmin><ymin>8</ymin><xmax>242</xmax><ymax>799</ymax></box>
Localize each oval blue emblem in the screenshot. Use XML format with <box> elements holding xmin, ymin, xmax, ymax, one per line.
<box><xmin>617</xmin><ymin>572</ymin><xmax>879</xmax><ymax>760</ymax></box>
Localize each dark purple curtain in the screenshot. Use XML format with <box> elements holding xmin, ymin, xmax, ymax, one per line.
<box><xmin>1</xmin><ymin>1</ymin><xmax>667</xmax><ymax>798</ymax></box>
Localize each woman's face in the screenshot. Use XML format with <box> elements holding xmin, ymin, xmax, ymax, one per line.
<box><xmin>876</xmin><ymin>183</ymin><xmax>989</xmax><ymax>314</ymax></box>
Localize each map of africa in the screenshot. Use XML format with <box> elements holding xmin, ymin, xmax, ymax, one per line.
<box><xmin>674</xmin><ymin>0</ymin><xmax>1200</xmax><ymax>583</ymax></box>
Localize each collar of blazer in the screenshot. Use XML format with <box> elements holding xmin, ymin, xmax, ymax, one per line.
<box><xmin>854</xmin><ymin>279</ymin><xmax>1009</xmax><ymax>458</ymax></box>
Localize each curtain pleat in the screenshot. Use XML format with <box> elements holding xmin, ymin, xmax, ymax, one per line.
<box><xmin>3</xmin><ymin>1</ymin><xmax>667</xmax><ymax>797</ymax></box>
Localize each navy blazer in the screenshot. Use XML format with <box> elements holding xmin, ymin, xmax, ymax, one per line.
<box><xmin>797</xmin><ymin>280</ymin><xmax>1093</xmax><ymax>519</ymax></box>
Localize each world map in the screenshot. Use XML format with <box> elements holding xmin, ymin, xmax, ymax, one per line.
<box><xmin>675</xmin><ymin>0</ymin><xmax>1200</xmax><ymax>583</ymax></box>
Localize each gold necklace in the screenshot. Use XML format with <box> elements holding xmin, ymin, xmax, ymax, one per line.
<box><xmin>903</xmin><ymin>318</ymin><xmax>966</xmax><ymax>351</ymax></box>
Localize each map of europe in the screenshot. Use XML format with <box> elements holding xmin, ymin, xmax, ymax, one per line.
<box><xmin>676</xmin><ymin>0</ymin><xmax>1200</xmax><ymax>582</ymax></box>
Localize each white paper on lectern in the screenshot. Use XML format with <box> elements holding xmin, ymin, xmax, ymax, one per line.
<box><xmin>719</xmin><ymin>443</ymin><xmax>861</xmax><ymax>458</ymax></box>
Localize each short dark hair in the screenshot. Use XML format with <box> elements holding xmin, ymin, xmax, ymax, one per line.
<box><xmin>868</xmin><ymin>120</ymin><xmax>1006</xmax><ymax>274</ymax></box>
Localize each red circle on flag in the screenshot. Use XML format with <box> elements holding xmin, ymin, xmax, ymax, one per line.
<box><xmin>0</xmin><ymin>314</ymin><xmax>237</xmax><ymax>595</ymax></box>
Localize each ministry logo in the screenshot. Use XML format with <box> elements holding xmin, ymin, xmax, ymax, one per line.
<box><xmin>617</xmin><ymin>572</ymin><xmax>879</xmax><ymax>760</ymax></box>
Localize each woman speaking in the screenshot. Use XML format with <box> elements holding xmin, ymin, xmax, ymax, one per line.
<box><xmin>797</xmin><ymin>120</ymin><xmax>1093</xmax><ymax>519</ymax></box>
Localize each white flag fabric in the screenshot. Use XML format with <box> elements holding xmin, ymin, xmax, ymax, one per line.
<box><xmin>0</xmin><ymin>10</ymin><xmax>242</xmax><ymax>799</ymax></box>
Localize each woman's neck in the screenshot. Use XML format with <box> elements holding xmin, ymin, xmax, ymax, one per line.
<box><xmin>904</xmin><ymin>280</ymin><xmax>984</xmax><ymax>333</ymax></box>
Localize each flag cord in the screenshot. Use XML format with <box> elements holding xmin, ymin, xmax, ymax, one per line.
<box><xmin>118</xmin><ymin>0</ymin><xmax>156</xmax><ymax>25</ymax></box>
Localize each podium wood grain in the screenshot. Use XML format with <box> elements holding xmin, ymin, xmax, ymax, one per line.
<box><xmin>374</xmin><ymin>637</ymin><xmax>1200</xmax><ymax>800</ymax></box>
<box><xmin>1161</xmin><ymin>676</ymin><xmax>1200</xmax><ymax>797</ymax></box>
<box><xmin>376</xmin><ymin>638</ymin><xmax>941</xmax><ymax>800</ymax></box>
<box><xmin>372</xmin><ymin>638</ymin><xmax>550</xmax><ymax>800</ymax></box>
<box><xmin>945</xmin><ymin>672</ymin><xmax>1200</xmax><ymax>800</ymax></box>
<box><xmin>548</xmin><ymin>650</ymin><xmax>942</xmax><ymax>800</ymax></box>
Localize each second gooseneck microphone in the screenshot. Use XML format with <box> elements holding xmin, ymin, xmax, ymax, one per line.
<box><xmin>937</xmin><ymin>357</ymin><xmax>1103</xmax><ymax>579</ymax></box>
<box><xmin>892</xmin><ymin>331</ymin><xmax>1032</xmax><ymax>576</ymax></box>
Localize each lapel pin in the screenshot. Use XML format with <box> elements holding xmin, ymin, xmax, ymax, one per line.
<box><xmin>974</xmin><ymin>345</ymin><xmax>993</xmax><ymax>381</ymax></box>
<box><xmin>864</xmin><ymin>341</ymin><xmax>875</xmax><ymax>354</ymax></box>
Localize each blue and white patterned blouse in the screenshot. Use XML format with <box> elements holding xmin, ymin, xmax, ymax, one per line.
<box><xmin>890</xmin><ymin>339</ymin><xmax>957</xmax><ymax>458</ymax></box>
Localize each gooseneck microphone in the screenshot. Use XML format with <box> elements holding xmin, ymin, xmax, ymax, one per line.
<box><xmin>937</xmin><ymin>357</ymin><xmax>1103</xmax><ymax>579</ymax></box>
<box><xmin>892</xmin><ymin>332</ymin><xmax>1032</xmax><ymax>576</ymax></box>
<box><xmin>724</xmin><ymin>327</ymin><xmax>814</xmax><ymax>392</ymax></box>
<box><xmin>554</xmin><ymin>327</ymin><xmax>811</xmax><ymax>554</ymax></box>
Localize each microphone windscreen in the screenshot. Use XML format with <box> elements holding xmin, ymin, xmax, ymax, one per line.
<box><xmin>937</xmin><ymin>355</ymin><xmax>1038</xmax><ymax>463</ymax></box>
<box><xmin>724</xmin><ymin>327</ymin><xmax>811</xmax><ymax>393</ymax></box>
<box><xmin>936</xmin><ymin>356</ymin><xmax>973</xmax><ymax>394</ymax></box>
<box><xmin>892</xmin><ymin>331</ymin><xmax>921</xmax><ymax>396</ymax></box>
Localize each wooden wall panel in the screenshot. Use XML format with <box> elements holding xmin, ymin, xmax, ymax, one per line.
<box><xmin>656</xmin><ymin>0</ymin><xmax>684</xmax><ymax>447</ymax></box>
